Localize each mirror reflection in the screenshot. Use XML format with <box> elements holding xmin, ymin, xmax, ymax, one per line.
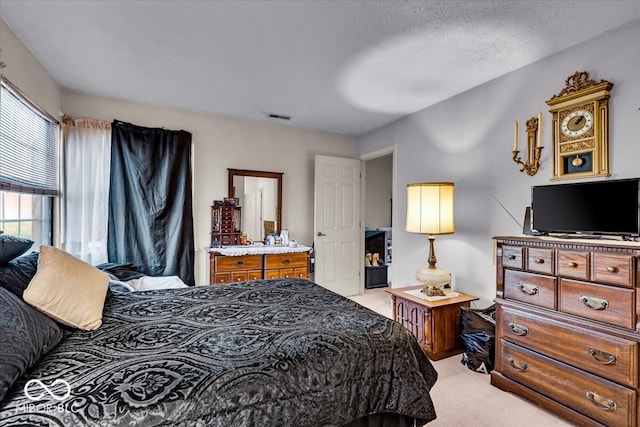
<box><xmin>228</xmin><ymin>169</ymin><xmax>283</xmax><ymax>242</ymax></box>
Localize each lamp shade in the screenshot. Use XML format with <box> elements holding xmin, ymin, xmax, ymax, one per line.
<box><xmin>405</xmin><ymin>182</ymin><xmax>455</xmax><ymax>235</ymax></box>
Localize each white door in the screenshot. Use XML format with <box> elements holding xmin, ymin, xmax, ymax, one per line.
<box><xmin>314</xmin><ymin>155</ymin><xmax>361</xmax><ymax>296</ymax></box>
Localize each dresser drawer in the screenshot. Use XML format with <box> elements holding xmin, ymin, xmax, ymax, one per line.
<box><xmin>592</xmin><ymin>253</ymin><xmax>636</xmax><ymax>288</ymax></box>
<box><xmin>557</xmin><ymin>250</ymin><xmax>590</xmax><ymax>281</ymax></box>
<box><xmin>527</xmin><ymin>248</ymin><xmax>554</xmax><ymax>275</ymax></box>
<box><xmin>504</xmin><ymin>270</ymin><xmax>556</xmax><ymax>309</ymax></box>
<box><xmin>214</xmin><ymin>272</ymin><xmax>231</xmax><ymax>285</ymax></box>
<box><xmin>500</xmin><ymin>306</ymin><xmax>638</xmax><ymax>388</ymax></box>
<box><xmin>231</xmin><ymin>270</ymin><xmax>262</xmax><ymax>283</ymax></box>
<box><xmin>501</xmin><ymin>340</ymin><xmax>636</xmax><ymax>427</ymax></box>
<box><xmin>559</xmin><ymin>279</ymin><xmax>635</xmax><ymax>329</ymax></box>
<box><xmin>265</xmin><ymin>268</ymin><xmax>306</xmax><ymax>280</ymax></box>
<box><xmin>215</xmin><ymin>254</ymin><xmax>263</xmax><ymax>271</ymax></box>
<box><xmin>279</xmin><ymin>268</ymin><xmax>295</xmax><ymax>279</ymax></box>
<box><xmin>293</xmin><ymin>267</ymin><xmax>308</xmax><ymax>279</ymax></box>
<box><xmin>265</xmin><ymin>253</ymin><xmax>308</xmax><ymax>269</ymax></box>
<box><xmin>502</xmin><ymin>245</ymin><xmax>524</xmax><ymax>269</ymax></box>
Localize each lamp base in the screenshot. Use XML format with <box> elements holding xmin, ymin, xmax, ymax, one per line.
<box><xmin>416</xmin><ymin>266</ymin><xmax>450</xmax><ymax>297</ymax></box>
<box><xmin>421</xmin><ymin>286</ymin><xmax>446</xmax><ymax>297</ymax></box>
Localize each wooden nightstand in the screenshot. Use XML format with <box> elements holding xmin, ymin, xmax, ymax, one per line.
<box><xmin>386</xmin><ymin>286</ymin><xmax>479</xmax><ymax>360</ymax></box>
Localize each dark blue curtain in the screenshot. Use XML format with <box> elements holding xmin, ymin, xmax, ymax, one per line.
<box><xmin>108</xmin><ymin>120</ymin><xmax>195</xmax><ymax>285</ymax></box>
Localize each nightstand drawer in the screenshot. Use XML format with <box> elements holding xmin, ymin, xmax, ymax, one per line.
<box><xmin>559</xmin><ymin>279</ymin><xmax>635</xmax><ymax>329</ymax></box>
<box><xmin>504</xmin><ymin>270</ymin><xmax>556</xmax><ymax>309</ymax></box>
<box><xmin>502</xmin><ymin>246</ymin><xmax>524</xmax><ymax>269</ymax></box>
<box><xmin>501</xmin><ymin>340</ymin><xmax>636</xmax><ymax>427</ymax></box>
<box><xmin>557</xmin><ymin>250</ymin><xmax>590</xmax><ymax>281</ymax></box>
<box><xmin>500</xmin><ymin>306</ymin><xmax>638</xmax><ymax>388</ymax></box>
<box><xmin>592</xmin><ymin>253</ymin><xmax>635</xmax><ymax>288</ymax></box>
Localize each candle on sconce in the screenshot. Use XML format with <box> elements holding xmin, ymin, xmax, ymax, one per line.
<box><xmin>514</xmin><ymin>120</ymin><xmax>518</xmax><ymax>151</ymax></box>
<box><xmin>537</xmin><ymin>111</ymin><xmax>542</xmax><ymax>147</ymax></box>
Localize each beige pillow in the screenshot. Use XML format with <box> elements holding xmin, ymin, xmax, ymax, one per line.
<box><xmin>23</xmin><ymin>246</ymin><xmax>109</xmax><ymax>331</ymax></box>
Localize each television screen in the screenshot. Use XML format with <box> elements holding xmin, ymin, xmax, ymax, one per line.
<box><xmin>531</xmin><ymin>178</ymin><xmax>640</xmax><ymax>236</ymax></box>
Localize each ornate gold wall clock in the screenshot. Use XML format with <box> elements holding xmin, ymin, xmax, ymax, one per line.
<box><xmin>545</xmin><ymin>71</ymin><xmax>614</xmax><ymax>180</ymax></box>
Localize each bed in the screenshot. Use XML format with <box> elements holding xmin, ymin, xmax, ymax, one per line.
<box><xmin>0</xmin><ymin>246</ymin><xmax>438</xmax><ymax>426</ymax></box>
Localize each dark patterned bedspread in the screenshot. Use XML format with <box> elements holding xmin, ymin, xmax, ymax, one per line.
<box><xmin>0</xmin><ymin>279</ymin><xmax>437</xmax><ymax>426</ymax></box>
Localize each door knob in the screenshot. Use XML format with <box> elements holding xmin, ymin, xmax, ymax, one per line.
<box><xmin>317</xmin><ymin>231</ymin><xmax>326</xmax><ymax>236</ymax></box>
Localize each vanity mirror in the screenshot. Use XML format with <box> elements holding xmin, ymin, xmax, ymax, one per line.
<box><xmin>228</xmin><ymin>169</ymin><xmax>283</xmax><ymax>242</ymax></box>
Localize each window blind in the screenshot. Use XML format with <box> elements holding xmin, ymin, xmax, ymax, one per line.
<box><xmin>0</xmin><ymin>78</ymin><xmax>59</xmax><ymax>195</ymax></box>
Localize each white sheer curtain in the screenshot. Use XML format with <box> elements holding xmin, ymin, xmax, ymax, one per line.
<box><xmin>61</xmin><ymin>116</ymin><xmax>111</xmax><ymax>265</ymax></box>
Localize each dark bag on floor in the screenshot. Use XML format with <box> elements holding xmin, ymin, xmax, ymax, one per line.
<box><xmin>460</xmin><ymin>304</ymin><xmax>496</xmax><ymax>374</ymax></box>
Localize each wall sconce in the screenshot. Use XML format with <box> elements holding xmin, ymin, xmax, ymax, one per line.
<box><xmin>512</xmin><ymin>111</ymin><xmax>543</xmax><ymax>176</ymax></box>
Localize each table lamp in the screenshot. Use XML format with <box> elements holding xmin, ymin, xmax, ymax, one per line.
<box><xmin>405</xmin><ymin>182</ymin><xmax>455</xmax><ymax>296</ymax></box>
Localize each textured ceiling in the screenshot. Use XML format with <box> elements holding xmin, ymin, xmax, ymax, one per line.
<box><xmin>1</xmin><ymin>1</ymin><xmax>639</xmax><ymax>136</ymax></box>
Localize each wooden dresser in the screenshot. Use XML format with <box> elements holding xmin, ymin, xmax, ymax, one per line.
<box><xmin>209</xmin><ymin>248</ymin><xmax>310</xmax><ymax>285</ymax></box>
<box><xmin>492</xmin><ymin>236</ymin><xmax>640</xmax><ymax>427</ymax></box>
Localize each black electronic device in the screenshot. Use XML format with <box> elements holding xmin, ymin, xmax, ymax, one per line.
<box><xmin>531</xmin><ymin>178</ymin><xmax>640</xmax><ymax>237</ymax></box>
<box><xmin>522</xmin><ymin>206</ymin><xmax>544</xmax><ymax>236</ymax></box>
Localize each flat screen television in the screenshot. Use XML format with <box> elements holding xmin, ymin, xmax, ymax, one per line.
<box><xmin>531</xmin><ymin>178</ymin><xmax>640</xmax><ymax>236</ymax></box>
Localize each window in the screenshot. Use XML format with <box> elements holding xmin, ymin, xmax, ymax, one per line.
<box><xmin>0</xmin><ymin>78</ymin><xmax>58</xmax><ymax>246</ymax></box>
<box><xmin>0</xmin><ymin>191</ymin><xmax>52</xmax><ymax>246</ymax></box>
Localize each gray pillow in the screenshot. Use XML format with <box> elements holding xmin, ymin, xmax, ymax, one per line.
<box><xmin>0</xmin><ymin>287</ymin><xmax>64</xmax><ymax>402</ymax></box>
<box><xmin>0</xmin><ymin>251</ymin><xmax>39</xmax><ymax>297</ymax></box>
<box><xmin>0</xmin><ymin>234</ymin><xmax>34</xmax><ymax>265</ymax></box>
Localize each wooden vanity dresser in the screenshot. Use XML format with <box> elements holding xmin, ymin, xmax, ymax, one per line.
<box><xmin>209</xmin><ymin>246</ymin><xmax>311</xmax><ymax>285</ymax></box>
<box><xmin>492</xmin><ymin>235</ymin><xmax>640</xmax><ymax>426</ymax></box>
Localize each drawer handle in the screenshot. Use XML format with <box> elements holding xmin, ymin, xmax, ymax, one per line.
<box><xmin>586</xmin><ymin>391</ymin><xmax>617</xmax><ymax>412</ymax></box>
<box><xmin>534</xmin><ymin>258</ymin><xmax>545</xmax><ymax>264</ymax></box>
<box><xmin>508</xmin><ymin>358</ymin><xmax>528</xmax><ymax>372</ymax></box>
<box><xmin>567</xmin><ymin>261</ymin><xmax>578</xmax><ymax>268</ymax></box>
<box><xmin>606</xmin><ymin>266</ymin><xmax>619</xmax><ymax>273</ymax></box>
<box><xmin>517</xmin><ymin>283</ymin><xmax>539</xmax><ymax>295</ymax></box>
<box><xmin>580</xmin><ymin>295</ymin><xmax>608</xmax><ymax>311</ymax></box>
<box><xmin>507</xmin><ymin>255</ymin><xmax>517</xmax><ymax>260</ymax></box>
<box><xmin>234</xmin><ymin>260</ymin><xmax>246</xmax><ymax>267</ymax></box>
<box><xmin>236</xmin><ymin>277</ymin><xmax>242</xmax><ymax>282</ymax></box>
<box><xmin>588</xmin><ymin>347</ymin><xmax>618</xmax><ymax>365</ymax></box>
<box><xmin>282</xmin><ymin>259</ymin><xmax>292</xmax><ymax>265</ymax></box>
<box><xmin>508</xmin><ymin>322</ymin><xmax>528</xmax><ymax>336</ymax></box>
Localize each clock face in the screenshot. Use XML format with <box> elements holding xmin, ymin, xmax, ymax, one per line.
<box><xmin>561</xmin><ymin>110</ymin><xmax>593</xmax><ymax>137</ymax></box>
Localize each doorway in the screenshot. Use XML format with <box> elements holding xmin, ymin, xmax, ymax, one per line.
<box><xmin>362</xmin><ymin>148</ymin><xmax>394</xmax><ymax>289</ymax></box>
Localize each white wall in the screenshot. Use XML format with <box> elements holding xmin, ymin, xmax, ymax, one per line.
<box><xmin>356</xmin><ymin>18</ymin><xmax>640</xmax><ymax>307</ymax></box>
<box><xmin>62</xmin><ymin>92</ymin><xmax>354</xmax><ymax>284</ymax></box>
<box><xmin>0</xmin><ymin>19</ymin><xmax>62</xmax><ymax>117</ymax></box>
